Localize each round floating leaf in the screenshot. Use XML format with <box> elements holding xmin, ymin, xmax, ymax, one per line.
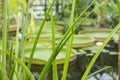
<box><xmin>55</xmin><ymin>35</ymin><xmax>95</xmax><ymax>48</ymax></box>
<box><xmin>24</xmin><ymin>47</ymin><xmax>77</xmax><ymax>65</ymax></box>
<box><xmin>80</xmin><ymin>29</ymin><xmax>119</xmax><ymax>41</ymax></box>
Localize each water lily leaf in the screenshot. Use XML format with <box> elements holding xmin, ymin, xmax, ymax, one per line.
<box><xmin>80</xmin><ymin>29</ymin><xmax>119</xmax><ymax>41</ymax></box>
<box><xmin>25</xmin><ymin>40</ymin><xmax>51</xmax><ymax>49</ymax></box>
<box><xmin>55</xmin><ymin>35</ymin><xmax>95</xmax><ymax>48</ymax></box>
<box><xmin>24</xmin><ymin>48</ymin><xmax>77</xmax><ymax>65</ymax></box>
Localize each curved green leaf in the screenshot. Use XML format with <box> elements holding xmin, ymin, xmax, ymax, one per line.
<box><xmin>81</xmin><ymin>22</ymin><xmax>120</xmax><ymax>80</ymax></box>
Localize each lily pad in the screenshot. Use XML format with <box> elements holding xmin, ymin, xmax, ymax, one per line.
<box><xmin>27</xmin><ymin>31</ymin><xmax>62</xmax><ymax>41</ymax></box>
<box><xmin>72</xmin><ymin>35</ymin><xmax>95</xmax><ymax>48</ymax></box>
<box><xmin>25</xmin><ymin>40</ymin><xmax>51</xmax><ymax>49</ymax></box>
<box><xmin>55</xmin><ymin>35</ymin><xmax>95</xmax><ymax>48</ymax></box>
<box><xmin>24</xmin><ymin>48</ymin><xmax>77</xmax><ymax>65</ymax></box>
<box><xmin>78</xmin><ymin>45</ymin><xmax>109</xmax><ymax>56</ymax></box>
<box><xmin>35</xmin><ymin>21</ymin><xmax>64</xmax><ymax>33</ymax></box>
<box><xmin>80</xmin><ymin>29</ymin><xmax>119</xmax><ymax>42</ymax></box>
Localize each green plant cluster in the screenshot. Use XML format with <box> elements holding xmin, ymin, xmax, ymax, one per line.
<box><xmin>0</xmin><ymin>0</ymin><xmax>120</xmax><ymax>80</ymax></box>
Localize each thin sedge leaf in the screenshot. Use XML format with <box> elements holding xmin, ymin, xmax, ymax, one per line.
<box><xmin>27</xmin><ymin>0</ymin><xmax>55</xmax><ymax>69</ymax></box>
<box><xmin>61</xmin><ymin>0</ymin><xmax>75</xmax><ymax>80</ymax></box>
<box><xmin>27</xmin><ymin>15</ymin><xmax>35</xmax><ymax>35</ymax></box>
<box><xmin>61</xmin><ymin>35</ymin><xmax>74</xmax><ymax>80</ymax></box>
<box><xmin>51</xmin><ymin>1</ymin><xmax>106</xmax><ymax>59</ymax></box>
<box><xmin>52</xmin><ymin>0</ymin><xmax>98</xmax><ymax>54</ymax></box>
<box><xmin>8</xmin><ymin>43</ymin><xmax>13</xmax><ymax>78</ymax></box>
<box><xmin>87</xmin><ymin>66</ymin><xmax>113</xmax><ymax>80</ymax></box>
<box><xmin>117</xmin><ymin>0</ymin><xmax>120</xmax><ymax>80</ymax></box>
<box><xmin>13</xmin><ymin>14</ymin><xmax>20</xmax><ymax>80</ymax></box>
<box><xmin>18</xmin><ymin>8</ymin><xmax>25</xmax><ymax>80</ymax></box>
<box><xmin>7</xmin><ymin>0</ymin><xmax>19</xmax><ymax>15</ymax></box>
<box><xmin>19</xmin><ymin>0</ymin><xmax>31</xmax><ymax>60</ymax></box>
<box><xmin>19</xmin><ymin>0</ymin><xmax>31</xmax><ymax>79</ymax></box>
<box><xmin>49</xmin><ymin>1</ymin><xmax>58</xmax><ymax>80</ymax></box>
<box><xmin>9</xmin><ymin>43</ymin><xmax>14</xmax><ymax>80</ymax></box>
<box><xmin>38</xmin><ymin>0</ymin><xmax>102</xmax><ymax>79</ymax></box>
<box><xmin>117</xmin><ymin>0</ymin><xmax>120</xmax><ymax>18</ymax></box>
<box><xmin>21</xmin><ymin>0</ymin><xmax>27</xmax><ymax>14</ymax></box>
<box><xmin>9</xmin><ymin>64</ymin><xmax>16</xmax><ymax>80</ymax></box>
<box><xmin>3</xmin><ymin>51</ymin><xmax>36</xmax><ymax>80</ymax></box>
<box><xmin>14</xmin><ymin>70</ymin><xmax>20</xmax><ymax>80</ymax></box>
<box><xmin>2</xmin><ymin>0</ymin><xmax>8</xmax><ymax>80</ymax></box>
<box><xmin>81</xmin><ymin>23</ymin><xmax>120</xmax><ymax>80</ymax></box>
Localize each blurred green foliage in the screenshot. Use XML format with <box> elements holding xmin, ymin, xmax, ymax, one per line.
<box><xmin>94</xmin><ymin>0</ymin><xmax>119</xmax><ymax>28</ymax></box>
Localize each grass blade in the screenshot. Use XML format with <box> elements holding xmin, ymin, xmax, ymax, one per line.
<box><xmin>27</xmin><ymin>0</ymin><xmax>55</xmax><ymax>69</ymax></box>
<box><xmin>116</xmin><ymin>0</ymin><xmax>120</xmax><ymax>18</ymax></box>
<box><xmin>38</xmin><ymin>0</ymin><xmax>102</xmax><ymax>79</ymax></box>
<box><xmin>81</xmin><ymin>23</ymin><xmax>120</xmax><ymax>80</ymax></box>
<box><xmin>87</xmin><ymin>66</ymin><xmax>114</xmax><ymax>80</ymax></box>
<box><xmin>19</xmin><ymin>0</ymin><xmax>31</xmax><ymax>79</ymax></box>
<box><xmin>49</xmin><ymin>1</ymin><xmax>58</xmax><ymax>80</ymax></box>
<box><xmin>8</xmin><ymin>43</ymin><xmax>14</xmax><ymax>80</ymax></box>
<box><xmin>2</xmin><ymin>0</ymin><xmax>8</xmax><ymax>80</ymax></box>
<box><xmin>13</xmin><ymin>14</ymin><xmax>20</xmax><ymax>80</ymax></box>
<box><xmin>3</xmin><ymin>51</ymin><xmax>35</xmax><ymax>80</ymax></box>
<box><xmin>61</xmin><ymin>0</ymin><xmax>75</xmax><ymax>80</ymax></box>
<box><xmin>9</xmin><ymin>63</ymin><xmax>16</xmax><ymax>80</ymax></box>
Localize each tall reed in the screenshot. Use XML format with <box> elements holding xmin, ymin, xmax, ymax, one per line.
<box><xmin>38</xmin><ymin>0</ymin><xmax>106</xmax><ymax>80</ymax></box>
<box><xmin>19</xmin><ymin>0</ymin><xmax>31</xmax><ymax>79</ymax></box>
<box><xmin>27</xmin><ymin>0</ymin><xmax>55</xmax><ymax>70</ymax></box>
<box><xmin>116</xmin><ymin>0</ymin><xmax>120</xmax><ymax>79</ymax></box>
<box><xmin>61</xmin><ymin>0</ymin><xmax>75</xmax><ymax>80</ymax></box>
<box><xmin>81</xmin><ymin>19</ymin><xmax>120</xmax><ymax>80</ymax></box>
<box><xmin>1</xmin><ymin>0</ymin><xmax>117</xmax><ymax>80</ymax></box>
<box><xmin>49</xmin><ymin>1</ymin><xmax>58</xmax><ymax>80</ymax></box>
<box><xmin>2</xmin><ymin>0</ymin><xmax>8</xmax><ymax>80</ymax></box>
<box><xmin>87</xmin><ymin>66</ymin><xmax>113</xmax><ymax>79</ymax></box>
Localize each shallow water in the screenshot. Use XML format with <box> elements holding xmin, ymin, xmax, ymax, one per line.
<box><xmin>32</xmin><ymin>72</ymin><xmax>118</xmax><ymax>80</ymax></box>
<box><xmin>88</xmin><ymin>73</ymin><xmax>118</xmax><ymax>80</ymax></box>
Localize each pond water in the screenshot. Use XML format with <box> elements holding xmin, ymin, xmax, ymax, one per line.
<box><xmin>32</xmin><ymin>72</ymin><xmax>118</xmax><ymax>80</ymax></box>
<box><xmin>88</xmin><ymin>73</ymin><xmax>118</xmax><ymax>80</ymax></box>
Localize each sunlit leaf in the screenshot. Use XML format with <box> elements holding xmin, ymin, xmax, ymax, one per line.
<box><xmin>8</xmin><ymin>0</ymin><xmax>20</xmax><ymax>15</ymax></box>
<box><xmin>21</xmin><ymin>0</ymin><xmax>27</xmax><ymax>13</ymax></box>
<box><xmin>27</xmin><ymin>15</ymin><xmax>35</xmax><ymax>35</ymax></box>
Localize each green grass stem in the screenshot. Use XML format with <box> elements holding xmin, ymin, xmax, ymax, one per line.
<box><xmin>117</xmin><ymin>0</ymin><xmax>120</xmax><ymax>18</ymax></box>
<box><xmin>38</xmin><ymin>0</ymin><xmax>106</xmax><ymax>80</ymax></box>
<box><xmin>19</xmin><ymin>1</ymin><xmax>31</xmax><ymax>79</ymax></box>
<box><xmin>2</xmin><ymin>0</ymin><xmax>8</xmax><ymax>80</ymax></box>
<box><xmin>81</xmin><ymin>23</ymin><xmax>120</xmax><ymax>80</ymax></box>
<box><xmin>87</xmin><ymin>66</ymin><xmax>113</xmax><ymax>80</ymax></box>
<box><xmin>14</xmin><ymin>15</ymin><xmax>20</xmax><ymax>80</ymax></box>
<box><xmin>3</xmin><ymin>51</ymin><xmax>35</xmax><ymax>80</ymax></box>
<box><xmin>61</xmin><ymin>0</ymin><xmax>75</xmax><ymax>80</ymax></box>
<box><xmin>27</xmin><ymin>0</ymin><xmax>55</xmax><ymax>70</ymax></box>
<box><xmin>49</xmin><ymin>1</ymin><xmax>58</xmax><ymax>80</ymax></box>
